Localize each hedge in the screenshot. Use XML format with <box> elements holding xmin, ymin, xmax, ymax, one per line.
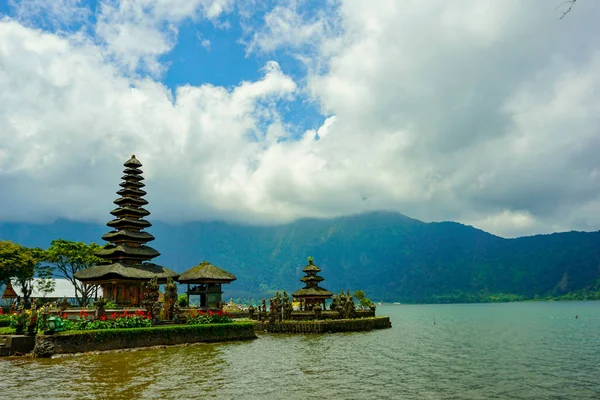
<box><xmin>34</xmin><ymin>322</ymin><xmax>256</xmax><ymax>357</ymax></box>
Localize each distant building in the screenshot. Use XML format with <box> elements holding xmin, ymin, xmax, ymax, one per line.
<box><xmin>0</xmin><ymin>278</ymin><xmax>81</xmax><ymax>307</ymax></box>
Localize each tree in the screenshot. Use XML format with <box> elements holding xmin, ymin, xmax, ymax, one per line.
<box><xmin>353</xmin><ymin>289</ymin><xmax>375</xmax><ymax>310</ymax></box>
<box><xmin>45</xmin><ymin>239</ymin><xmax>104</xmax><ymax>307</ymax></box>
<box><xmin>0</xmin><ymin>241</ymin><xmax>44</xmax><ymax>307</ymax></box>
<box><xmin>36</xmin><ymin>264</ymin><xmax>56</xmax><ymax>298</ymax></box>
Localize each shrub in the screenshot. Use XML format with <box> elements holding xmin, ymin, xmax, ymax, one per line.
<box><xmin>0</xmin><ymin>314</ymin><xmax>11</xmax><ymax>327</ymax></box>
<box><xmin>186</xmin><ymin>309</ymin><xmax>233</xmax><ymax>325</ymax></box>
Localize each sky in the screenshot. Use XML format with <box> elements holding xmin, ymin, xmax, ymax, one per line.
<box><xmin>0</xmin><ymin>0</ymin><xmax>599</xmax><ymax>238</ymax></box>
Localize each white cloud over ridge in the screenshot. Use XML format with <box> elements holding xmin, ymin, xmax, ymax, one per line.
<box><xmin>1</xmin><ymin>0</ymin><xmax>600</xmax><ymax>238</ymax></box>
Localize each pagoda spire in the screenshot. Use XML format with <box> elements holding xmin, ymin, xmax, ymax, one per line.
<box><xmin>97</xmin><ymin>155</ymin><xmax>160</xmax><ymax>263</ymax></box>
<box><xmin>292</xmin><ymin>257</ymin><xmax>332</xmax><ymax>311</ymax></box>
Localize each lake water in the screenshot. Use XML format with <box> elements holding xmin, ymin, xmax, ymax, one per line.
<box><xmin>2</xmin><ymin>302</ymin><xmax>599</xmax><ymax>399</ymax></box>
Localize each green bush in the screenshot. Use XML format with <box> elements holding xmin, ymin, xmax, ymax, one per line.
<box><xmin>55</xmin><ymin>322</ymin><xmax>254</xmax><ymax>343</ymax></box>
<box><xmin>186</xmin><ymin>309</ymin><xmax>233</xmax><ymax>325</ymax></box>
<box><xmin>0</xmin><ymin>315</ymin><xmax>11</xmax><ymax>327</ymax></box>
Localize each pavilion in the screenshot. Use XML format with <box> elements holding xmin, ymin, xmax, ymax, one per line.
<box><xmin>177</xmin><ymin>261</ymin><xmax>236</xmax><ymax>309</ymax></box>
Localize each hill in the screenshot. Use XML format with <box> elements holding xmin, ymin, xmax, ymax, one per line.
<box><xmin>1</xmin><ymin>211</ymin><xmax>599</xmax><ymax>302</ymax></box>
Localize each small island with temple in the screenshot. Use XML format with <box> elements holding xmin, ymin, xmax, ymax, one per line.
<box><xmin>250</xmin><ymin>256</ymin><xmax>391</xmax><ymax>334</ymax></box>
<box><xmin>1</xmin><ymin>155</ymin><xmax>390</xmax><ymax>358</ymax></box>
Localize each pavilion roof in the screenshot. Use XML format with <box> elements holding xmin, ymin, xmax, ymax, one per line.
<box><xmin>177</xmin><ymin>261</ymin><xmax>237</xmax><ymax>284</ymax></box>
<box><xmin>74</xmin><ymin>262</ymin><xmax>178</xmax><ymax>282</ymax></box>
<box><xmin>292</xmin><ymin>286</ymin><xmax>333</xmax><ymax>298</ymax></box>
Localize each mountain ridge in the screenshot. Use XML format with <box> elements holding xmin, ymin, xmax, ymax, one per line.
<box><xmin>1</xmin><ymin>211</ymin><xmax>599</xmax><ymax>302</ymax></box>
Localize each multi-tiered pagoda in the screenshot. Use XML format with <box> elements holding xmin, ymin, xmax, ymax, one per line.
<box><xmin>75</xmin><ymin>155</ymin><xmax>178</xmax><ymax>306</ymax></box>
<box><xmin>292</xmin><ymin>257</ymin><xmax>333</xmax><ymax>311</ymax></box>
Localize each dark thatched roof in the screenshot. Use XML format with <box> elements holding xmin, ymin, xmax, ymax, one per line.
<box><xmin>74</xmin><ymin>262</ymin><xmax>178</xmax><ymax>282</ymax></box>
<box><xmin>110</xmin><ymin>206</ymin><xmax>150</xmax><ymax>218</ymax></box>
<box><xmin>117</xmin><ymin>187</ymin><xmax>147</xmax><ymax>197</ymax></box>
<box><xmin>96</xmin><ymin>244</ymin><xmax>160</xmax><ymax>259</ymax></box>
<box><xmin>121</xmin><ymin>174</ymin><xmax>144</xmax><ymax>181</ymax></box>
<box><xmin>113</xmin><ymin>197</ymin><xmax>148</xmax><ymax>207</ymax></box>
<box><xmin>300</xmin><ymin>275</ymin><xmax>324</xmax><ymax>283</ymax></box>
<box><xmin>292</xmin><ymin>286</ymin><xmax>333</xmax><ymax>298</ymax></box>
<box><xmin>107</xmin><ymin>218</ymin><xmax>152</xmax><ymax>229</ymax></box>
<box><xmin>178</xmin><ymin>261</ymin><xmax>237</xmax><ymax>284</ymax></box>
<box><xmin>119</xmin><ymin>180</ymin><xmax>145</xmax><ymax>189</ymax></box>
<box><xmin>302</xmin><ymin>261</ymin><xmax>321</xmax><ymax>273</ymax></box>
<box><xmin>124</xmin><ymin>155</ymin><xmax>142</xmax><ymax>168</ymax></box>
<box><xmin>101</xmin><ymin>230</ymin><xmax>155</xmax><ymax>243</ymax></box>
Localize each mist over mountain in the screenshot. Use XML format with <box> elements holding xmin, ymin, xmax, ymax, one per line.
<box><xmin>1</xmin><ymin>211</ymin><xmax>599</xmax><ymax>302</ymax></box>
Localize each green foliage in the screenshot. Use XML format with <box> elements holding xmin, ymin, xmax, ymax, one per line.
<box><xmin>0</xmin><ymin>327</ymin><xmax>15</xmax><ymax>335</ymax></box>
<box><xmin>0</xmin><ymin>314</ymin><xmax>11</xmax><ymax>327</ymax></box>
<box><xmin>186</xmin><ymin>309</ymin><xmax>233</xmax><ymax>324</ymax></box>
<box><xmin>36</xmin><ymin>264</ymin><xmax>56</xmax><ymax>298</ymax></box>
<box><xmin>44</xmin><ymin>239</ymin><xmax>104</xmax><ymax>306</ymax></box>
<box><xmin>178</xmin><ymin>294</ymin><xmax>188</xmax><ymax>307</ymax></box>
<box><xmin>51</xmin><ymin>322</ymin><xmax>255</xmax><ymax>345</ymax></box>
<box><xmin>0</xmin><ymin>241</ymin><xmax>45</xmax><ymax>306</ymax></box>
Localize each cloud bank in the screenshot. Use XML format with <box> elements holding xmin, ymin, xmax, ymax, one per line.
<box><xmin>1</xmin><ymin>0</ymin><xmax>600</xmax><ymax>238</ymax></box>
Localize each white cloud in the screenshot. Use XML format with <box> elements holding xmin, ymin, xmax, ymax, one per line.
<box><xmin>95</xmin><ymin>0</ymin><xmax>234</xmax><ymax>75</ymax></box>
<box><xmin>2</xmin><ymin>0</ymin><xmax>600</xmax><ymax>238</ymax></box>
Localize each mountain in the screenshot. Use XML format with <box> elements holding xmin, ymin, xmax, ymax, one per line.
<box><xmin>1</xmin><ymin>211</ymin><xmax>600</xmax><ymax>303</ymax></box>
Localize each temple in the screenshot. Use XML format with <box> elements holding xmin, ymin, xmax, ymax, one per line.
<box><xmin>178</xmin><ymin>261</ymin><xmax>236</xmax><ymax>309</ymax></box>
<box><xmin>292</xmin><ymin>257</ymin><xmax>333</xmax><ymax>311</ymax></box>
<box><xmin>74</xmin><ymin>155</ymin><xmax>178</xmax><ymax>306</ymax></box>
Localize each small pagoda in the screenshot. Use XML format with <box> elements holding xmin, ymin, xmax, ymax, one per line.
<box><xmin>74</xmin><ymin>155</ymin><xmax>178</xmax><ymax>306</ymax></box>
<box><xmin>292</xmin><ymin>257</ymin><xmax>333</xmax><ymax>311</ymax></box>
<box><xmin>178</xmin><ymin>261</ymin><xmax>236</xmax><ymax>309</ymax></box>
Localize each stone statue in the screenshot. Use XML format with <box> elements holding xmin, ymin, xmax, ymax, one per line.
<box><xmin>28</xmin><ymin>300</ymin><xmax>39</xmax><ymax>336</ymax></box>
<box><xmin>248</xmin><ymin>304</ymin><xmax>255</xmax><ymax>319</ymax></box>
<box><xmin>344</xmin><ymin>293</ymin><xmax>356</xmax><ymax>319</ymax></box>
<box><xmin>282</xmin><ymin>292</ymin><xmax>292</xmax><ymax>320</ymax></box>
<box><xmin>94</xmin><ymin>297</ymin><xmax>107</xmax><ymax>319</ymax></box>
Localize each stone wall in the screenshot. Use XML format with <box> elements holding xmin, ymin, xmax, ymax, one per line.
<box><xmin>33</xmin><ymin>322</ymin><xmax>256</xmax><ymax>357</ymax></box>
<box><xmin>257</xmin><ymin>316</ymin><xmax>391</xmax><ymax>334</ymax></box>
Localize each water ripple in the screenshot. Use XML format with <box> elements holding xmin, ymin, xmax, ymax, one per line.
<box><xmin>1</xmin><ymin>302</ymin><xmax>600</xmax><ymax>399</ymax></box>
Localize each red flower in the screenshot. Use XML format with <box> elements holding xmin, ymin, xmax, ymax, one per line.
<box><xmin>111</xmin><ymin>312</ymin><xmax>117</xmax><ymax>319</ymax></box>
<box><xmin>100</xmin><ymin>316</ymin><xmax>107</xmax><ymax>321</ymax></box>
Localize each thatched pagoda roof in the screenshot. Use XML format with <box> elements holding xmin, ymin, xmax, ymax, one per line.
<box><xmin>124</xmin><ymin>155</ymin><xmax>143</xmax><ymax>168</ymax></box>
<box><xmin>1</xmin><ymin>281</ymin><xmax>17</xmax><ymax>298</ymax></box>
<box><xmin>178</xmin><ymin>261</ymin><xmax>237</xmax><ymax>284</ymax></box>
<box><xmin>300</xmin><ymin>275</ymin><xmax>324</xmax><ymax>283</ymax></box>
<box><xmin>101</xmin><ymin>230</ymin><xmax>155</xmax><ymax>243</ymax></box>
<box><xmin>74</xmin><ymin>262</ymin><xmax>178</xmax><ymax>282</ymax></box>
<box><xmin>107</xmin><ymin>218</ymin><xmax>152</xmax><ymax>229</ymax></box>
<box><xmin>303</xmin><ymin>260</ymin><xmax>321</xmax><ymax>273</ymax></box>
<box><xmin>96</xmin><ymin>244</ymin><xmax>160</xmax><ymax>259</ymax></box>
<box><xmin>292</xmin><ymin>286</ymin><xmax>333</xmax><ymax>298</ymax></box>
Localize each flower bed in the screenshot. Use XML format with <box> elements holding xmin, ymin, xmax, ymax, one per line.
<box><xmin>57</xmin><ymin>310</ymin><xmax>152</xmax><ymax>332</ymax></box>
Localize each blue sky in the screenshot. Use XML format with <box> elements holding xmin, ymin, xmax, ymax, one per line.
<box><xmin>1</xmin><ymin>0</ymin><xmax>600</xmax><ymax>237</ymax></box>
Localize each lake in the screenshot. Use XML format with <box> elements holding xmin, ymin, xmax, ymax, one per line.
<box><xmin>2</xmin><ymin>302</ymin><xmax>599</xmax><ymax>399</ymax></box>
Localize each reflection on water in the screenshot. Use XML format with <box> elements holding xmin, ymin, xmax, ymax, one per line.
<box><xmin>2</xmin><ymin>302</ymin><xmax>600</xmax><ymax>399</ymax></box>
